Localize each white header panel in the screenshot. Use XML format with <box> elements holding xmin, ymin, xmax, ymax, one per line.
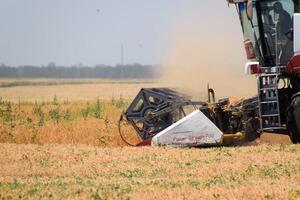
<box><xmin>295</xmin><ymin>14</ymin><xmax>300</xmax><ymax>55</ymax></box>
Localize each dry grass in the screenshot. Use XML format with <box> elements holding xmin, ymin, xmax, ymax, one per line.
<box><xmin>0</xmin><ymin>79</ymin><xmax>159</xmax><ymax>102</ymax></box>
<box><xmin>0</xmin><ymin>98</ymin><xmax>142</xmax><ymax>146</ymax></box>
<box><xmin>0</xmin><ymin>79</ymin><xmax>299</xmax><ymax>199</ymax></box>
<box><xmin>0</xmin><ymin>78</ymin><xmax>156</xmax><ymax>87</ymax></box>
<box><xmin>0</xmin><ymin>144</ymin><xmax>300</xmax><ymax>199</ymax></box>
<box><xmin>0</xmin><ymin>79</ymin><xmax>153</xmax><ymax>146</ymax></box>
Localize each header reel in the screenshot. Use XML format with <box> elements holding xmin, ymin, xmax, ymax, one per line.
<box><xmin>120</xmin><ymin>88</ymin><xmax>207</xmax><ymax>143</ymax></box>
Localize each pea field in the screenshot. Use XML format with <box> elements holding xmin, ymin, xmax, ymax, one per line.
<box><xmin>0</xmin><ymin>79</ymin><xmax>299</xmax><ymax>200</ymax></box>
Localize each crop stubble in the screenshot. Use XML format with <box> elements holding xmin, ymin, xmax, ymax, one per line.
<box><xmin>0</xmin><ymin>144</ymin><xmax>300</xmax><ymax>199</ymax></box>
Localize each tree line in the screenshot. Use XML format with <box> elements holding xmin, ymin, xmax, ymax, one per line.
<box><xmin>0</xmin><ymin>64</ymin><xmax>160</xmax><ymax>79</ymax></box>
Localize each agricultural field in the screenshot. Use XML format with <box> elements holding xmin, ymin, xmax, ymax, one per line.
<box><xmin>0</xmin><ymin>79</ymin><xmax>154</xmax><ymax>146</ymax></box>
<box><xmin>0</xmin><ymin>96</ymin><xmax>140</xmax><ymax>146</ymax></box>
<box><xmin>0</xmin><ymin>79</ymin><xmax>158</xmax><ymax>102</ymax></box>
<box><xmin>0</xmin><ymin>79</ymin><xmax>299</xmax><ymax>199</ymax></box>
<box><xmin>1</xmin><ymin>144</ymin><xmax>300</xmax><ymax>199</ymax></box>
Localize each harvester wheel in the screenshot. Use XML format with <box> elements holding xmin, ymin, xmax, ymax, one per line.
<box><xmin>287</xmin><ymin>93</ymin><xmax>300</xmax><ymax>144</ymax></box>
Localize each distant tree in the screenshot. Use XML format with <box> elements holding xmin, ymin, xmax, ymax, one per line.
<box><xmin>0</xmin><ymin>64</ymin><xmax>159</xmax><ymax>79</ymax></box>
<box><xmin>47</xmin><ymin>62</ymin><xmax>56</xmax><ymax>68</ymax></box>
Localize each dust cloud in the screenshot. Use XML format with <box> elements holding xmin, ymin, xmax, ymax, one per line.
<box><xmin>159</xmin><ymin>2</ymin><xmax>257</xmax><ymax>101</ymax></box>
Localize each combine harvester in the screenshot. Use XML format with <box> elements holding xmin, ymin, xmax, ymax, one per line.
<box><xmin>119</xmin><ymin>0</ymin><xmax>300</xmax><ymax>147</ymax></box>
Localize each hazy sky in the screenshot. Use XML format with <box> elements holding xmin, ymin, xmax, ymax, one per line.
<box><xmin>0</xmin><ymin>0</ymin><xmax>243</xmax><ymax>66</ymax></box>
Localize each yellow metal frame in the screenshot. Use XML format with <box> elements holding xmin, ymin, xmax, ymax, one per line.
<box><xmin>222</xmin><ymin>132</ymin><xmax>245</xmax><ymax>141</ymax></box>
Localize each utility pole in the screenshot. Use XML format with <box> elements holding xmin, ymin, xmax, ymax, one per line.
<box><xmin>121</xmin><ymin>44</ymin><xmax>124</xmax><ymax>79</ymax></box>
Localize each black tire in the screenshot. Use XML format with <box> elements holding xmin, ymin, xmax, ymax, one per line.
<box><xmin>287</xmin><ymin>93</ymin><xmax>300</xmax><ymax>144</ymax></box>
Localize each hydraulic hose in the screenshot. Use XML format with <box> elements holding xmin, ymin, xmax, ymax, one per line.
<box><xmin>118</xmin><ymin>114</ymin><xmax>139</xmax><ymax>147</ymax></box>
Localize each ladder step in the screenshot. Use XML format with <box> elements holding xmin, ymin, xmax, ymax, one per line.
<box><xmin>259</xmin><ymin>87</ymin><xmax>277</xmax><ymax>90</ymax></box>
<box><xmin>262</xmin><ymin>127</ymin><xmax>283</xmax><ymax>130</ymax></box>
<box><xmin>259</xmin><ymin>73</ymin><xmax>278</xmax><ymax>77</ymax></box>
<box><xmin>260</xmin><ymin>101</ymin><xmax>278</xmax><ymax>104</ymax></box>
<box><xmin>261</xmin><ymin>114</ymin><xmax>280</xmax><ymax>117</ymax></box>
<box><xmin>260</xmin><ymin>98</ymin><xmax>278</xmax><ymax>102</ymax></box>
<box><xmin>260</xmin><ymin>83</ymin><xmax>277</xmax><ymax>87</ymax></box>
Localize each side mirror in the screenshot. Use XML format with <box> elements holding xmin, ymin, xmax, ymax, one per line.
<box><xmin>247</xmin><ymin>0</ymin><xmax>254</xmax><ymax>20</ymax></box>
